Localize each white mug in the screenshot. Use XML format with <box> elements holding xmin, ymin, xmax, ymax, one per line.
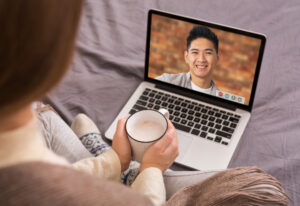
<box><xmin>126</xmin><ymin>108</ymin><xmax>169</xmax><ymax>162</ymax></box>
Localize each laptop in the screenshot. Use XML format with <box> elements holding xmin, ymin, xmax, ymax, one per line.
<box><xmin>105</xmin><ymin>9</ymin><xmax>266</xmax><ymax>171</ymax></box>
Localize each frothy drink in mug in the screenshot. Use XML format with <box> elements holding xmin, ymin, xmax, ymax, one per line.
<box><xmin>126</xmin><ymin>109</ymin><xmax>169</xmax><ymax>162</ymax></box>
<box><xmin>130</xmin><ymin>120</ymin><xmax>165</xmax><ymax>142</ymax></box>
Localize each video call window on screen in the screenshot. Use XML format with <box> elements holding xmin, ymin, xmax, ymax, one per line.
<box><xmin>148</xmin><ymin>14</ymin><xmax>262</xmax><ymax>106</ymax></box>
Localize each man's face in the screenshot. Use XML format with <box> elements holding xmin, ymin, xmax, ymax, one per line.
<box><xmin>185</xmin><ymin>38</ymin><xmax>218</xmax><ymax>80</ymax></box>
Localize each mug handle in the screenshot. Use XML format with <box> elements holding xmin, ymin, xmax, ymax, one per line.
<box><xmin>158</xmin><ymin>108</ymin><xmax>169</xmax><ymax>119</ymax></box>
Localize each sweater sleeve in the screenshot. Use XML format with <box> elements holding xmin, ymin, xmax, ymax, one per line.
<box><xmin>72</xmin><ymin>149</ymin><xmax>121</xmax><ymax>182</ymax></box>
<box><xmin>131</xmin><ymin>167</ymin><xmax>166</xmax><ymax>206</ymax></box>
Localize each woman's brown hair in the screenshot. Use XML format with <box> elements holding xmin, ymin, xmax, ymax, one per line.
<box><xmin>0</xmin><ymin>0</ymin><xmax>84</xmax><ymax>115</ymax></box>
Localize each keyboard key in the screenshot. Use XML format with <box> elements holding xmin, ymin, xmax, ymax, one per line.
<box><xmin>191</xmin><ymin>129</ymin><xmax>200</xmax><ymax>135</ymax></box>
<box><xmin>147</xmin><ymin>103</ymin><xmax>154</xmax><ymax>108</ymax></box>
<box><xmin>207</xmin><ymin>136</ymin><xmax>214</xmax><ymax>141</ymax></box>
<box><xmin>155</xmin><ymin>95</ymin><xmax>161</xmax><ymax>99</ymax></box>
<box><xmin>195</xmin><ymin>106</ymin><xmax>201</xmax><ymax>111</ymax></box>
<box><xmin>194</xmin><ymin>118</ymin><xmax>200</xmax><ymax>123</ymax></box>
<box><xmin>202</xmin><ymin>114</ymin><xmax>208</xmax><ymax>119</ymax></box>
<box><xmin>195</xmin><ymin>124</ymin><xmax>201</xmax><ymax>129</ymax></box>
<box><xmin>149</xmin><ymin>98</ymin><xmax>155</xmax><ymax>103</ymax></box>
<box><xmin>174</xmin><ymin>111</ymin><xmax>180</xmax><ymax>116</ymax></box>
<box><xmin>230</xmin><ymin>123</ymin><xmax>237</xmax><ymax>128</ymax></box>
<box><xmin>162</xmin><ymin>102</ymin><xmax>168</xmax><ymax>107</ymax></box>
<box><xmin>187</xmin><ymin>115</ymin><xmax>193</xmax><ymax>120</ymax></box>
<box><xmin>234</xmin><ymin>114</ymin><xmax>241</xmax><ymax>118</ymax></box>
<box><xmin>215</xmin><ymin>124</ymin><xmax>222</xmax><ymax>130</ymax></box>
<box><xmin>223</xmin><ymin>121</ymin><xmax>230</xmax><ymax>126</ymax></box>
<box><xmin>188</xmin><ymin>122</ymin><xmax>194</xmax><ymax>127</ymax></box>
<box><xmin>216</xmin><ymin>118</ymin><xmax>222</xmax><ymax>124</ymax></box>
<box><xmin>149</xmin><ymin>93</ymin><xmax>155</xmax><ymax>97</ymax></box>
<box><xmin>201</xmin><ymin>108</ymin><xmax>208</xmax><ymax>113</ymax></box>
<box><xmin>221</xmin><ymin>141</ymin><xmax>228</xmax><ymax>145</ymax></box>
<box><xmin>202</xmin><ymin>126</ymin><xmax>208</xmax><ymax>131</ymax></box>
<box><xmin>154</xmin><ymin>105</ymin><xmax>160</xmax><ymax>110</ymax></box>
<box><xmin>208</xmin><ymin>122</ymin><xmax>214</xmax><ymax>127</ymax></box>
<box><xmin>168</xmin><ymin>104</ymin><xmax>175</xmax><ymax>109</ymax></box>
<box><xmin>133</xmin><ymin>104</ymin><xmax>147</xmax><ymax>111</ymax></box>
<box><xmin>215</xmin><ymin>112</ymin><xmax>222</xmax><ymax>117</ymax></box>
<box><xmin>229</xmin><ymin>117</ymin><xmax>239</xmax><ymax>123</ymax></box>
<box><xmin>180</xmin><ymin>119</ymin><xmax>187</xmax><ymax>125</ymax></box>
<box><xmin>155</xmin><ymin>100</ymin><xmax>161</xmax><ymax>105</ymax></box>
<box><xmin>181</xmin><ymin>108</ymin><xmax>188</xmax><ymax>113</ymax></box>
<box><xmin>227</xmin><ymin>112</ymin><xmax>233</xmax><ymax>116</ymax></box>
<box><xmin>173</xmin><ymin>122</ymin><xmax>191</xmax><ymax>133</ymax></box>
<box><xmin>174</xmin><ymin>100</ymin><xmax>181</xmax><ymax>105</ymax></box>
<box><xmin>209</xmin><ymin>128</ymin><xmax>215</xmax><ymax>134</ymax></box>
<box><xmin>129</xmin><ymin>109</ymin><xmax>137</xmax><ymax>114</ymax></box>
<box><xmin>208</xmin><ymin>111</ymin><xmax>214</xmax><ymax>115</ymax></box>
<box><xmin>188</xmin><ymin>104</ymin><xmax>194</xmax><ymax>109</ymax></box>
<box><xmin>216</xmin><ymin>131</ymin><xmax>232</xmax><ymax>139</ymax></box>
<box><xmin>201</xmin><ymin>120</ymin><xmax>208</xmax><ymax>125</ymax></box>
<box><xmin>222</xmin><ymin>126</ymin><xmax>234</xmax><ymax>133</ymax></box>
<box><xmin>222</xmin><ymin>115</ymin><xmax>229</xmax><ymax>120</ymax></box>
<box><xmin>195</xmin><ymin>112</ymin><xmax>201</xmax><ymax>117</ymax></box>
<box><xmin>188</xmin><ymin>110</ymin><xmax>195</xmax><ymax>115</ymax></box>
<box><xmin>215</xmin><ymin>136</ymin><xmax>222</xmax><ymax>143</ymax></box>
<box><xmin>174</xmin><ymin>117</ymin><xmax>180</xmax><ymax>122</ymax></box>
<box><xmin>136</xmin><ymin>100</ymin><xmax>147</xmax><ymax>106</ymax></box>
<box><xmin>140</xmin><ymin>95</ymin><xmax>149</xmax><ymax>101</ymax></box>
<box><xmin>175</xmin><ymin>106</ymin><xmax>181</xmax><ymax>111</ymax></box>
<box><xmin>200</xmin><ymin>132</ymin><xmax>207</xmax><ymax>138</ymax></box>
<box><xmin>209</xmin><ymin>116</ymin><xmax>215</xmax><ymax>121</ymax></box>
<box><xmin>168</xmin><ymin>99</ymin><xmax>174</xmax><ymax>103</ymax></box>
<box><xmin>181</xmin><ymin>102</ymin><xmax>187</xmax><ymax>107</ymax></box>
<box><xmin>180</xmin><ymin>114</ymin><xmax>187</xmax><ymax>118</ymax></box>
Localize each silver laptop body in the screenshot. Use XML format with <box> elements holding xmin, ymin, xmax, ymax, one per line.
<box><xmin>105</xmin><ymin>9</ymin><xmax>266</xmax><ymax>171</ymax></box>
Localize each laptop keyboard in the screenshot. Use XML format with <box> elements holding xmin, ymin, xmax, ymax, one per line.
<box><xmin>129</xmin><ymin>88</ymin><xmax>241</xmax><ymax>146</ymax></box>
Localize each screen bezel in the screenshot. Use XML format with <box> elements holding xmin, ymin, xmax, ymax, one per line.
<box><xmin>144</xmin><ymin>9</ymin><xmax>266</xmax><ymax>112</ymax></box>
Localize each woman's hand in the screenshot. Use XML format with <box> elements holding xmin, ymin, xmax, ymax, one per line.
<box><xmin>112</xmin><ymin>118</ymin><xmax>131</xmax><ymax>172</ymax></box>
<box><xmin>140</xmin><ymin>119</ymin><xmax>179</xmax><ymax>172</ymax></box>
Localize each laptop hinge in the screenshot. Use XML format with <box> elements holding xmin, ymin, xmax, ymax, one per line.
<box><xmin>155</xmin><ymin>84</ymin><xmax>237</xmax><ymax>111</ymax></box>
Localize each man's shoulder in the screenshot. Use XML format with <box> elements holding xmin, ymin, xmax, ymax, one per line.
<box><xmin>155</xmin><ymin>72</ymin><xmax>189</xmax><ymax>82</ymax></box>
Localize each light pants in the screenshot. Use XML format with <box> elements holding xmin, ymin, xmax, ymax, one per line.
<box><xmin>37</xmin><ymin>109</ymin><xmax>220</xmax><ymax>199</ymax></box>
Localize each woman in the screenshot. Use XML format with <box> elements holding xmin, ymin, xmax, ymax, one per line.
<box><xmin>0</xmin><ymin>1</ymin><xmax>289</xmax><ymax>206</ymax></box>
<box><xmin>0</xmin><ymin>1</ymin><xmax>178</xmax><ymax>205</ymax></box>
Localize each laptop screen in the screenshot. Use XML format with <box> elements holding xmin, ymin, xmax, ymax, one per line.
<box><xmin>146</xmin><ymin>10</ymin><xmax>266</xmax><ymax>108</ymax></box>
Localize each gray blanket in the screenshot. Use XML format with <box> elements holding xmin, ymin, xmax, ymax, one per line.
<box><xmin>46</xmin><ymin>0</ymin><xmax>300</xmax><ymax>205</ymax></box>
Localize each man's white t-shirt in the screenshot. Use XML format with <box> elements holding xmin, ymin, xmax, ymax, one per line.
<box><xmin>191</xmin><ymin>81</ymin><xmax>213</xmax><ymax>95</ymax></box>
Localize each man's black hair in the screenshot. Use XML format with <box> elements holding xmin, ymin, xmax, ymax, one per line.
<box><xmin>186</xmin><ymin>26</ymin><xmax>219</xmax><ymax>53</ymax></box>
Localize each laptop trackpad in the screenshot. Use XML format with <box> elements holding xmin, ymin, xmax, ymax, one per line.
<box><xmin>175</xmin><ymin>131</ymin><xmax>193</xmax><ymax>162</ymax></box>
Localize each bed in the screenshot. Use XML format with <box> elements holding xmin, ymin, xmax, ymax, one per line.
<box><xmin>46</xmin><ymin>0</ymin><xmax>300</xmax><ymax>205</ymax></box>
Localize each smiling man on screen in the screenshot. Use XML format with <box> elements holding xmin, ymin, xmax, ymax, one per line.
<box><xmin>156</xmin><ymin>26</ymin><xmax>220</xmax><ymax>96</ymax></box>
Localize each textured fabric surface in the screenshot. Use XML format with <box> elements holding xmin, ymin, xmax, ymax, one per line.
<box><xmin>0</xmin><ymin>162</ymin><xmax>154</xmax><ymax>206</ymax></box>
<box><xmin>45</xmin><ymin>0</ymin><xmax>300</xmax><ymax>205</ymax></box>
<box><xmin>166</xmin><ymin>167</ymin><xmax>289</xmax><ymax>206</ymax></box>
